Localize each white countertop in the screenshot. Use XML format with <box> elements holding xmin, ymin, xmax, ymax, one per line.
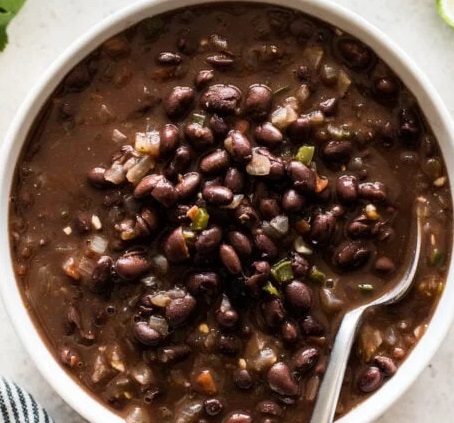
<box><xmin>0</xmin><ymin>0</ymin><xmax>453</xmax><ymax>422</ymax></box>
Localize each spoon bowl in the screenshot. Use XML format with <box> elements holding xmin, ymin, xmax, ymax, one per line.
<box><xmin>310</xmin><ymin>199</ymin><xmax>424</xmax><ymax>423</ymax></box>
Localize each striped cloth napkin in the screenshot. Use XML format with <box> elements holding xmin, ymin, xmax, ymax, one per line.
<box><xmin>0</xmin><ymin>377</ymin><xmax>54</xmax><ymax>423</ymax></box>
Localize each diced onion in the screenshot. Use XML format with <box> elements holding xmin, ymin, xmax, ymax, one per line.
<box><xmin>148</xmin><ymin>315</ymin><xmax>169</xmax><ymax>336</ymax></box>
<box><xmin>294</xmin><ymin>236</ymin><xmax>313</xmax><ymax>255</ymax></box>
<box><xmin>104</xmin><ymin>162</ymin><xmax>126</xmax><ymax>184</ymax></box>
<box><xmin>112</xmin><ymin>129</ymin><xmax>128</xmax><ymax>144</ymax></box>
<box><xmin>248</xmin><ymin>348</ymin><xmax>277</xmax><ymax>372</ymax></box>
<box><xmin>87</xmin><ymin>235</ymin><xmax>108</xmax><ymax>255</ymax></box>
<box><xmin>304</xmin><ymin>45</ymin><xmax>324</xmax><ymax>69</ymax></box>
<box><xmin>151</xmin><ymin>254</ymin><xmax>169</xmax><ymax>274</ymax></box>
<box><xmin>269</xmin><ymin>215</ymin><xmax>289</xmax><ymax>236</ymax></box>
<box><xmin>296</xmin><ymin>84</ymin><xmax>311</xmax><ymax>105</ymax></box>
<box><xmin>125</xmin><ymin>406</ymin><xmax>152</xmax><ymax>423</ymax></box>
<box><xmin>135</xmin><ymin>131</ymin><xmax>160</xmax><ymax>157</ymax></box>
<box><xmin>338</xmin><ymin>69</ymin><xmax>352</xmax><ymax>97</ymax></box>
<box><xmin>130</xmin><ymin>362</ymin><xmax>155</xmax><ymax>386</ymax></box>
<box><xmin>126</xmin><ymin>155</ymin><xmax>154</xmax><ymax>184</ymax></box>
<box><xmin>78</xmin><ymin>256</ymin><xmax>96</xmax><ymax>276</ymax></box>
<box><xmin>246</xmin><ymin>149</ymin><xmax>271</xmax><ymax>176</ymax></box>
<box><xmin>221</xmin><ymin>194</ymin><xmax>244</xmax><ymax>209</ymax></box>
<box><xmin>151</xmin><ymin>292</ymin><xmax>172</xmax><ymax>308</ymax></box>
<box><xmin>320</xmin><ymin>288</ymin><xmax>344</xmax><ymax>313</ymax></box>
<box><xmin>270</xmin><ymin>105</ymin><xmax>298</xmax><ymax>129</ymax></box>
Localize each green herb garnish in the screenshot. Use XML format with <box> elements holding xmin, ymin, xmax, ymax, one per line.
<box><xmin>0</xmin><ymin>0</ymin><xmax>27</xmax><ymax>51</ymax></box>
<box><xmin>263</xmin><ymin>281</ymin><xmax>281</xmax><ymax>297</ymax></box>
<box><xmin>192</xmin><ymin>113</ymin><xmax>206</xmax><ymax>126</ymax></box>
<box><xmin>358</xmin><ymin>284</ymin><xmax>374</xmax><ymax>293</ymax></box>
<box><xmin>295</xmin><ymin>145</ymin><xmax>315</xmax><ymax>165</ymax></box>
<box><xmin>271</xmin><ymin>259</ymin><xmax>293</xmax><ymax>284</ymax></box>
<box><xmin>309</xmin><ymin>266</ymin><xmax>326</xmax><ymax>284</ymax></box>
<box><xmin>190</xmin><ymin>207</ymin><xmax>209</xmax><ymax>231</ymax></box>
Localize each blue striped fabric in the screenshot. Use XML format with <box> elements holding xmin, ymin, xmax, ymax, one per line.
<box><xmin>0</xmin><ymin>378</ymin><xmax>54</xmax><ymax>423</ymax></box>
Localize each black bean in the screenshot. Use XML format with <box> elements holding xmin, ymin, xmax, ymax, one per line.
<box><xmin>254</xmin><ymin>122</ymin><xmax>283</xmax><ymax>147</ymax></box>
<box><xmin>309</xmin><ymin>213</ymin><xmax>336</xmax><ymax>246</ymax></box>
<box><xmin>257</xmin><ymin>147</ymin><xmax>285</xmax><ymax>180</ymax></box>
<box><xmin>195</xmin><ymin>226</ymin><xmax>223</xmax><ymax>253</ymax></box>
<box><xmin>73</xmin><ymin>212</ymin><xmax>92</xmax><ymax>234</ymax></box>
<box><xmin>333</xmin><ymin>240</ymin><xmax>371</xmax><ymax>269</ymax></box>
<box><xmin>281</xmin><ymin>321</ymin><xmax>299</xmax><ymax>344</ymax></box>
<box><xmin>224</xmin><ymin>167</ymin><xmax>245</xmax><ymax>193</ymax></box>
<box><xmin>227</xmin><ymin>231</ymin><xmax>252</xmax><ymax>258</ymax></box>
<box><xmin>233</xmin><ymin>369</ymin><xmax>253</xmax><ymax>390</ymax></box>
<box><xmin>163</xmin><ymin>86</ymin><xmax>194</xmax><ymax>118</ymax></box>
<box><xmin>300</xmin><ymin>315</ymin><xmax>325</xmax><ymax>336</ymax></box>
<box><xmin>89</xmin><ymin>256</ymin><xmax>113</xmax><ymax>293</ymax></box>
<box><xmin>373</xmin><ymin>76</ymin><xmax>399</xmax><ymax>100</ymax></box>
<box><xmin>134</xmin><ymin>321</ymin><xmax>162</xmax><ymax>346</ymax></box>
<box><xmin>291</xmin><ymin>253</ymin><xmax>310</xmax><ymax>278</ymax></box>
<box><xmin>151</xmin><ymin>177</ymin><xmax>178</xmax><ymax>207</ymax></box>
<box><xmin>115</xmin><ymin>251</ymin><xmax>151</xmax><ymax>280</ymax></box>
<box><xmin>373</xmin><ymin>356</ymin><xmax>397</xmax><ymax>377</ymax></box>
<box><xmin>337</xmin><ymin>37</ymin><xmax>373</xmax><ymax>69</ymax></box>
<box><xmin>336</xmin><ymin>175</ymin><xmax>359</xmax><ymax>204</ymax></box>
<box><xmin>133</xmin><ymin>174</ymin><xmax>178</xmax><ymax>207</ymax></box>
<box><xmin>374</xmin><ymin>256</ymin><xmax>396</xmax><ymax>275</ymax></box>
<box><xmin>175</xmin><ymin>172</ymin><xmax>201</xmax><ymax>200</ymax></box>
<box><xmin>203</xmin><ymin>398</ymin><xmax>224</xmax><ymax>417</ymax></box>
<box><xmin>290</xmin><ymin>18</ymin><xmax>315</xmax><ymax>39</ymax></box>
<box><xmin>224</xmin><ymin>412</ymin><xmax>252</xmax><ymax>423</ymax></box>
<box><xmin>216</xmin><ymin>295</ymin><xmax>239</xmax><ymax>328</ymax></box>
<box><xmin>245</xmin><ymin>260</ymin><xmax>271</xmax><ymax>288</ymax></box>
<box><xmin>177</xmin><ymin>28</ymin><xmax>197</xmax><ymax>55</ymax></box>
<box><xmin>261</xmin><ymin>297</ymin><xmax>286</xmax><ymax>328</ymax></box>
<box><xmin>267</xmin><ymin>362</ymin><xmax>299</xmax><ymax>396</ymax></box>
<box><xmin>64</xmin><ymin>63</ymin><xmax>91</xmax><ymax>92</ymax></box>
<box><xmin>254</xmin><ymin>232</ymin><xmax>278</xmax><ymax>259</ymax></box>
<box><xmin>165</xmin><ymin>295</ymin><xmax>196</xmax><ymax>326</ymax></box>
<box><xmin>347</xmin><ymin>215</ymin><xmax>376</xmax><ymax>238</ymax></box>
<box><xmin>200</xmin><ymin>84</ymin><xmax>242</xmax><ymax>114</ymax></box>
<box><xmin>186</xmin><ymin>272</ymin><xmax>220</xmax><ymax>297</ymax></box>
<box><xmin>184</xmin><ymin>122</ymin><xmax>215</xmax><ymax>149</ymax></box>
<box><xmin>158</xmin><ymin>344</ymin><xmax>191</xmax><ymax>364</ymax></box>
<box><xmin>206</xmin><ymin>54</ymin><xmax>235</xmax><ymax>68</ymax></box>
<box><xmin>87</xmin><ymin>167</ymin><xmax>111</xmax><ymax>188</ymax></box>
<box><xmin>323</xmin><ymin>140</ymin><xmax>353</xmax><ymax>163</ymax></box>
<box><xmin>156</xmin><ymin>51</ymin><xmax>182</xmax><ymax>65</ymax></box>
<box><xmin>291</xmin><ymin>347</ymin><xmax>320</xmax><ymax>374</ymax></box>
<box><xmin>259</xmin><ymin>198</ymin><xmax>281</xmax><ymax>220</ymax></box>
<box><xmin>399</xmin><ymin>107</ymin><xmax>421</xmax><ymax>145</ymax></box>
<box><xmin>281</xmin><ymin>189</ymin><xmax>304</xmax><ymax>212</ymax></box>
<box><xmin>287</xmin><ymin>116</ymin><xmax>312</xmax><ymax>143</ymax></box>
<box><xmin>209</xmin><ymin>114</ymin><xmax>229</xmax><ymax>138</ymax></box>
<box><xmin>217</xmin><ymin>333</ymin><xmax>242</xmax><ymax>355</ymax></box>
<box><xmin>284</xmin><ymin>281</ymin><xmax>312</xmax><ymax>314</ymax></box>
<box><xmin>357</xmin><ymin>366</ymin><xmax>384</xmax><ymax>393</ymax></box>
<box><xmin>164</xmin><ymin>226</ymin><xmax>190</xmax><ymax>263</ymax></box>
<box><xmin>244</xmin><ymin>84</ymin><xmax>273</xmax><ymax>120</ymax></box>
<box><xmin>319</xmin><ymin>98</ymin><xmax>338</xmax><ymax>116</ymax></box>
<box><xmin>195</xmin><ymin>69</ymin><xmax>215</xmax><ymax>89</ymax></box>
<box><xmin>160</xmin><ymin>124</ymin><xmax>180</xmax><ymax>156</ymax></box>
<box><xmin>224</xmin><ymin>130</ymin><xmax>253</xmax><ymax>163</ymax></box>
<box><xmin>219</xmin><ymin>244</ymin><xmax>242</xmax><ymax>274</ymax></box>
<box><xmin>202</xmin><ymin>185</ymin><xmax>234</xmax><ymax>206</ymax></box>
<box><xmin>358</xmin><ymin>181</ymin><xmax>387</xmax><ymax>202</ymax></box>
<box><xmin>199</xmin><ymin>149</ymin><xmax>231</xmax><ymax>175</ymax></box>
<box><xmin>165</xmin><ymin>146</ymin><xmax>192</xmax><ymax>179</ymax></box>
<box><xmin>287</xmin><ymin>161</ymin><xmax>316</xmax><ymax>194</ymax></box>
<box><xmin>234</xmin><ymin>198</ymin><xmax>260</xmax><ymax>227</ymax></box>
<box><xmin>256</xmin><ymin>400</ymin><xmax>283</xmax><ymax>417</ymax></box>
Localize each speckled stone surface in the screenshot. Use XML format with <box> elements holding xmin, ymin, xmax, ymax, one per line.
<box><xmin>0</xmin><ymin>1</ymin><xmax>453</xmax><ymax>422</ymax></box>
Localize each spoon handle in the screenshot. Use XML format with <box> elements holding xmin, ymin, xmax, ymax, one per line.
<box><xmin>309</xmin><ymin>306</ymin><xmax>366</xmax><ymax>423</ymax></box>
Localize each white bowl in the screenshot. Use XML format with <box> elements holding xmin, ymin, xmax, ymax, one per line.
<box><xmin>1</xmin><ymin>0</ymin><xmax>453</xmax><ymax>422</ymax></box>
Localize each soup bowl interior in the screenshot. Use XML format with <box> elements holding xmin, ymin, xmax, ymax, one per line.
<box><xmin>1</xmin><ymin>0</ymin><xmax>454</xmax><ymax>422</ymax></box>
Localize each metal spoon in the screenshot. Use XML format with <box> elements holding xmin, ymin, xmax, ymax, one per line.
<box><xmin>310</xmin><ymin>200</ymin><xmax>424</xmax><ymax>423</ymax></box>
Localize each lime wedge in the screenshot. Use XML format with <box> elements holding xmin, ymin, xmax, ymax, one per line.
<box><xmin>437</xmin><ymin>0</ymin><xmax>454</xmax><ymax>28</ymax></box>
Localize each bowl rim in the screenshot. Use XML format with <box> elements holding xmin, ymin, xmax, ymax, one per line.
<box><xmin>1</xmin><ymin>0</ymin><xmax>454</xmax><ymax>422</ymax></box>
